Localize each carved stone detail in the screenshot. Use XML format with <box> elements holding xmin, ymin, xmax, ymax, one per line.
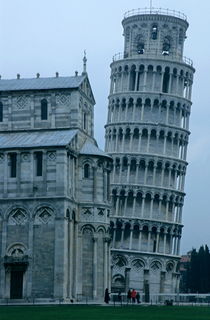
<box><xmin>8</xmin><ymin>208</ymin><xmax>28</xmax><ymax>225</ymax></box>
<box><xmin>35</xmin><ymin>207</ymin><xmax>54</xmax><ymax>224</ymax></box>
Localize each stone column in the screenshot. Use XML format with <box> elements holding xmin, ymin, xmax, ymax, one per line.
<box><xmin>124</xmin><ymin>100</ymin><xmax>129</xmax><ymax>121</ymax></box>
<box><xmin>168</xmin><ymin>73</ymin><xmax>172</xmax><ymax>93</ymax></box>
<box><xmin>152</xmin><ymin>164</ymin><xmax>157</xmax><ymax>185</ymax></box>
<box><xmin>112</xmin><ymin>227</ymin><xmax>116</xmax><ymax>247</ymax></box>
<box><xmin>151</xmin><ymin>71</ymin><xmax>156</xmax><ymax>92</ymax></box>
<box><xmin>27</xmin><ymin>217</ymin><xmax>34</xmax><ymax>297</ymax></box>
<box><xmin>103</xmin><ymin>169</ymin><xmax>107</xmax><ymax>202</ymax></box>
<box><xmin>158</xmin><ymin>197</ymin><xmax>162</xmax><ymax>217</ymax></box>
<box><xmin>132</xmin><ymin>194</ymin><xmax>137</xmax><ymax>217</ymax></box>
<box><xmin>146</xmin><ymin>132</ymin><xmax>150</xmax><ymax>153</ymax></box>
<box><xmin>0</xmin><ymin>218</ymin><xmax>7</xmax><ymax>298</ymax></box>
<box><xmin>166</xmin><ymin>104</ymin><xmax>170</xmax><ymax>124</ymax></box>
<box><xmin>165</xmin><ymin>201</ymin><xmax>169</xmax><ymax>221</ymax></box>
<box><xmin>163</xmin><ymin>134</ymin><xmax>167</xmax><ymax>154</ymax></box>
<box><xmin>149</xmin><ymin>196</ymin><xmax>154</xmax><ymax>219</ymax></box>
<box><xmin>147</xmin><ymin>230</ymin><xmax>151</xmax><ymax>252</ymax></box>
<box><xmin>143</xmin><ymin>70</ymin><xmax>147</xmax><ymax>92</ymax></box>
<box><xmin>93</xmin><ymin>236</ymin><xmax>98</xmax><ymax>299</ymax></box>
<box><xmin>135</xmin><ymin>71</ymin><xmax>139</xmax><ymax>91</ymax></box>
<box><xmin>93</xmin><ymin>166</ymin><xmax>97</xmax><ymax>201</ymax></box>
<box><xmin>129</xmin><ymin>228</ymin><xmax>133</xmax><ymax>250</ymax></box>
<box><xmin>135</xmin><ymin>161</ymin><xmax>139</xmax><ymax>184</ymax></box>
<box><xmin>74</xmin><ymin>223</ymin><xmax>80</xmax><ymax>298</ymax></box>
<box><xmin>177</xmin><ymin>236</ymin><xmax>181</xmax><ymax>255</ymax></box>
<box><xmin>120</xmin><ymin>226</ymin><xmax>125</xmax><ymax>248</ymax></box>
<box><xmin>104</xmin><ymin>238</ymin><xmax>109</xmax><ymax>291</ymax></box>
<box><xmin>173</xmin><ymin>236</ymin><xmax>177</xmax><ymax>255</ymax></box>
<box><xmin>42</xmin><ymin>150</ymin><xmax>47</xmax><ymax>195</ymax></box>
<box><xmin>3</xmin><ymin>152</ymin><xmax>8</xmax><ymax>196</ymax></box>
<box><xmin>163</xmin><ymin>233</ymin><xmax>167</xmax><ymax>254</ymax></box>
<box><xmin>116</xmin><ymin>195</ymin><xmax>120</xmax><ymax>216</ymax></box>
<box><xmin>144</xmin><ymin>164</ymin><xmax>148</xmax><ymax>185</ymax></box>
<box><xmin>141</xmin><ymin>195</ymin><xmax>145</xmax><ymax>218</ymax></box>
<box><xmin>122</xmin><ymin>132</ymin><xmax>125</xmax><ymax>152</ymax></box>
<box><xmin>129</xmin><ymin>131</ymin><xmax>134</xmax><ymax>152</ymax></box>
<box><xmin>138</xmin><ymin>133</ymin><xmax>142</xmax><ymax>152</ymax></box>
<box><xmin>140</xmin><ymin>104</ymin><xmax>144</xmax><ymax>121</ymax></box>
<box><xmin>126</xmin><ymin>162</ymin><xmax>131</xmax><ymax>184</ymax></box>
<box><xmin>168</xmin><ymin>166</ymin><xmax>172</xmax><ymax>188</ymax></box>
<box><xmin>69</xmin><ymin>218</ymin><xmax>74</xmax><ymax>298</ymax></box>
<box><xmin>175</xmin><ymin>74</ymin><xmax>179</xmax><ymax>94</ymax></box>
<box><xmin>123</xmin><ymin>195</ymin><xmax>128</xmax><ymax>217</ymax></box>
<box><xmin>138</xmin><ymin>229</ymin><xmax>142</xmax><ymax>251</ymax></box>
<box><xmin>132</xmin><ymin>99</ymin><xmax>137</xmax><ymax>121</ymax></box>
<box><xmin>179</xmin><ymin>204</ymin><xmax>183</xmax><ymax>223</ymax></box>
<box><xmin>115</xmin><ymin>133</ymin><xmax>119</xmax><ymax>151</ymax></box>
<box><xmin>156</xmin><ymin>231</ymin><xmax>160</xmax><ymax>253</ymax></box>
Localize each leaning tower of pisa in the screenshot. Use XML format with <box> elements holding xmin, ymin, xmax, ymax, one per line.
<box><xmin>105</xmin><ymin>8</ymin><xmax>195</xmax><ymax>300</ymax></box>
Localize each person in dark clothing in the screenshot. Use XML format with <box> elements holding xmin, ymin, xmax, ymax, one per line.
<box><xmin>136</xmin><ymin>292</ymin><xmax>140</xmax><ymax>304</ymax></box>
<box><xmin>118</xmin><ymin>291</ymin><xmax>122</xmax><ymax>303</ymax></box>
<box><xmin>127</xmin><ymin>289</ymin><xmax>131</xmax><ymax>303</ymax></box>
<box><xmin>104</xmin><ymin>288</ymin><xmax>110</xmax><ymax>304</ymax></box>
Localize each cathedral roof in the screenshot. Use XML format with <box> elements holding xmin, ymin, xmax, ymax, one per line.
<box><xmin>0</xmin><ymin>129</ymin><xmax>78</xmax><ymax>149</ymax></box>
<box><xmin>80</xmin><ymin>140</ymin><xmax>112</xmax><ymax>159</ymax></box>
<box><xmin>0</xmin><ymin>75</ymin><xmax>85</xmax><ymax>92</ymax></box>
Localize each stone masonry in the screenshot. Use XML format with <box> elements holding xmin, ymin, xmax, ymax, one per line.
<box><xmin>0</xmin><ymin>67</ymin><xmax>112</xmax><ymax>301</ymax></box>
<box><xmin>105</xmin><ymin>8</ymin><xmax>195</xmax><ymax>301</ymax></box>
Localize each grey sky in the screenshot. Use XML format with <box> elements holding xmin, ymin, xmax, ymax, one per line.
<box><xmin>0</xmin><ymin>0</ymin><xmax>209</xmax><ymax>253</ymax></box>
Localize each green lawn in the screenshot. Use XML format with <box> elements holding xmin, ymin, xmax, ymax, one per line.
<box><xmin>0</xmin><ymin>305</ymin><xmax>210</xmax><ymax>320</ymax></box>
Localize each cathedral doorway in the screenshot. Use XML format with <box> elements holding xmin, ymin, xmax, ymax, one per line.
<box><xmin>10</xmin><ymin>269</ymin><xmax>24</xmax><ymax>299</ymax></box>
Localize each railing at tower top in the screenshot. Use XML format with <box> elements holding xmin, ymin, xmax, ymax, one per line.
<box><xmin>124</xmin><ymin>8</ymin><xmax>187</xmax><ymax>21</ymax></box>
<box><xmin>112</xmin><ymin>51</ymin><xmax>193</xmax><ymax>67</ymax></box>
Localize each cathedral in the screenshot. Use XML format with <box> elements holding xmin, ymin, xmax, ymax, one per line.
<box><xmin>0</xmin><ymin>64</ymin><xmax>112</xmax><ymax>301</ymax></box>
<box><xmin>0</xmin><ymin>8</ymin><xmax>194</xmax><ymax>302</ymax></box>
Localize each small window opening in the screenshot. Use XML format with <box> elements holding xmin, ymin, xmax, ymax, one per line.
<box><xmin>162</xmin><ymin>37</ymin><xmax>170</xmax><ymax>55</ymax></box>
<box><xmin>137</xmin><ymin>43</ymin><xmax>145</xmax><ymax>54</ymax></box>
<box><xmin>0</xmin><ymin>102</ymin><xmax>3</xmax><ymax>122</ymax></box>
<box><xmin>41</xmin><ymin>99</ymin><xmax>48</xmax><ymax>120</ymax></box>
<box><xmin>10</xmin><ymin>153</ymin><xmax>17</xmax><ymax>178</ymax></box>
<box><xmin>35</xmin><ymin>152</ymin><xmax>43</xmax><ymax>176</ymax></box>
<box><xmin>84</xmin><ymin>163</ymin><xmax>90</xmax><ymax>178</ymax></box>
<box><xmin>151</xmin><ymin>25</ymin><xmax>158</xmax><ymax>40</ymax></box>
<box><xmin>83</xmin><ymin>113</ymin><xmax>87</xmax><ymax>130</ymax></box>
<box><xmin>179</xmin><ymin>29</ymin><xmax>184</xmax><ymax>45</ymax></box>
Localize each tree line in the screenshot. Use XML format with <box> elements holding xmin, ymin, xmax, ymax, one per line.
<box><xmin>181</xmin><ymin>245</ymin><xmax>210</xmax><ymax>293</ymax></box>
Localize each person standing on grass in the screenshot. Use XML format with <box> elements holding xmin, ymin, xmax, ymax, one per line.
<box><xmin>104</xmin><ymin>288</ymin><xmax>110</xmax><ymax>304</ymax></box>
<box><xmin>131</xmin><ymin>289</ymin><xmax>137</xmax><ymax>303</ymax></box>
<box><xmin>136</xmin><ymin>292</ymin><xmax>140</xmax><ymax>304</ymax></box>
<box><xmin>127</xmin><ymin>289</ymin><xmax>131</xmax><ymax>303</ymax></box>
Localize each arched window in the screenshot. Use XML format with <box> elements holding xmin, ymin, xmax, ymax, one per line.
<box><xmin>84</xmin><ymin>163</ymin><xmax>90</xmax><ymax>178</ymax></box>
<box><xmin>41</xmin><ymin>99</ymin><xmax>48</xmax><ymax>120</ymax></box>
<box><xmin>0</xmin><ymin>102</ymin><xmax>3</xmax><ymax>122</ymax></box>
<box><xmin>162</xmin><ymin>37</ymin><xmax>171</xmax><ymax>55</ymax></box>
<box><xmin>179</xmin><ymin>29</ymin><xmax>184</xmax><ymax>45</ymax></box>
<box><xmin>83</xmin><ymin>112</ymin><xmax>87</xmax><ymax>130</ymax></box>
<box><xmin>162</xmin><ymin>67</ymin><xmax>170</xmax><ymax>93</ymax></box>
<box><xmin>137</xmin><ymin>42</ymin><xmax>144</xmax><ymax>54</ymax></box>
<box><xmin>151</xmin><ymin>24</ymin><xmax>158</xmax><ymax>40</ymax></box>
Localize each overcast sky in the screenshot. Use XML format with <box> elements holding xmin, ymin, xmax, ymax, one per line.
<box><xmin>0</xmin><ymin>0</ymin><xmax>210</xmax><ymax>254</ymax></box>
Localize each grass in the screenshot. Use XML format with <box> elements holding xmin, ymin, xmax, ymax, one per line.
<box><xmin>0</xmin><ymin>305</ymin><xmax>210</xmax><ymax>320</ymax></box>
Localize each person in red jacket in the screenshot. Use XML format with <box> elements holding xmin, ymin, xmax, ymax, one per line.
<box><xmin>131</xmin><ymin>289</ymin><xmax>137</xmax><ymax>303</ymax></box>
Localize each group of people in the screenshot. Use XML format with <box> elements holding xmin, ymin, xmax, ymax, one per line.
<box><xmin>127</xmin><ymin>289</ymin><xmax>141</xmax><ymax>304</ymax></box>
<box><xmin>104</xmin><ymin>288</ymin><xmax>141</xmax><ymax>304</ymax></box>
